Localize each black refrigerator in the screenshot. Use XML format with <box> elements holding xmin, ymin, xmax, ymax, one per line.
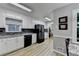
<box><xmin>35</xmin><ymin>24</ymin><xmax>44</xmax><ymax>43</ymax></box>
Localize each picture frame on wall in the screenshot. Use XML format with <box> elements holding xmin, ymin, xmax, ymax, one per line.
<box><xmin>59</xmin><ymin>16</ymin><xmax>68</xmax><ymax>23</ymax></box>
<box><xmin>59</xmin><ymin>24</ymin><xmax>68</xmax><ymax>30</ymax></box>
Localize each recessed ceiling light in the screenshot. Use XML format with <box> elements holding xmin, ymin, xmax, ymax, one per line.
<box><xmin>10</xmin><ymin>3</ymin><xmax>32</xmax><ymax>12</ymax></box>
<box><xmin>44</xmin><ymin>17</ymin><xmax>51</xmax><ymax>21</ymax></box>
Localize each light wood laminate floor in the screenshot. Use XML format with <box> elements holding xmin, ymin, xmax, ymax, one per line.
<box><xmin>7</xmin><ymin>37</ymin><xmax>54</xmax><ymax>56</ymax></box>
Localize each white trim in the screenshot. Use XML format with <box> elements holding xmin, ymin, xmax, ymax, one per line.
<box><xmin>10</xmin><ymin>3</ymin><xmax>32</xmax><ymax>12</ymax></box>
<box><xmin>72</xmin><ymin>9</ymin><xmax>79</xmax><ymax>43</ymax></box>
<box><xmin>53</xmin><ymin>35</ymin><xmax>72</xmax><ymax>39</ymax></box>
<box><xmin>53</xmin><ymin>49</ymin><xmax>67</xmax><ymax>56</ymax></box>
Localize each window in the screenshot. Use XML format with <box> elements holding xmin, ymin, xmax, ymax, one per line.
<box><xmin>8</xmin><ymin>24</ymin><xmax>16</xmax><ymax>31</ymax></box>
<box><xmin>16</xmin><ymin>25</ymin><xmax>20</xmax><ymax>31</ymax></box>
<box><xmin>6</xmin><ymin>17</ymin><xmax>22</xmax><ymax>32</ymax></box>
<box><xmin>7</xmin><ymin>24</ymin><xmax>20</xmax><ymax>32</ymax></box>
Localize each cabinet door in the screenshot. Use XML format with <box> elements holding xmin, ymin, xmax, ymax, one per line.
<box><xmin>11</xmin><ymin>37</ymin><xmax>17</xmax><ymax>50</ymax></box>
<box><xmin>16</xmin><ymin>36</ymin><xmax>24</xmax><ymax>49</ymax></box>
<box><xmin>16</xmin><ymin>37</ymin><xmax>20</xmax><ymax>49</ymax></box>
<box><xmin>19</xmin><ymin>36</ymin><xmax>24</xmax><ymax>47</ymax></box>
<box><xmin>0</xmin><ymin>39</ymin><xmax>8</xmax><ymax>55</ymax></box>
<box><xmin>6</xmin><ymin>38</ymin><xmax>13</xmax><ymax>52</ymax></box>
<box><xmin>72</xmin><ymin>9</ymin><xmax>78</xmax><ymax>43</ymax></box>
<box><xmin>32</xmin><ymin>34</ymin><xmax>36</xmax><ymax>44</ymax></box>
<box><xmin>6</xmin><ymin>38</ymin><xmax>17</xmax><ymax>52</ymax></box>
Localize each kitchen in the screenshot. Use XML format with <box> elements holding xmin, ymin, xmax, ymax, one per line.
<box><xmin>0</xmin><ymin>3</ymin><xmax>79</xmax><ymax>56</ymax></box>
<box><xmin>0</xmin><ymin>3</ymin><xmax>49</xmax><ymax>55</ymax></box>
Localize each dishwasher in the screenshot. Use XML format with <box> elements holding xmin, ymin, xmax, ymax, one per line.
<box><xmin>24</xmin><ymin>35</ymin><xmax>32</xmax><ymax>48</ymax></box>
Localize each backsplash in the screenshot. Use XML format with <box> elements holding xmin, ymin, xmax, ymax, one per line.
<box><xmin>22</xmin><ymin>28</ymin><xmax>37</xmax><ymax>33</ymax></box>
<box><xmin>0</xmin><ymin>28</ymin><xmax>5</xmax><ymax>33</ymax></box>
<box><xmin>22</xmin><ymin>28</ymin><xmax>48</xmax><ymax>33</ymax></box>
<box><xmin>0</xmin><ymin>28</ymin><xmax>48</xmax><ymax>36</ymax></box>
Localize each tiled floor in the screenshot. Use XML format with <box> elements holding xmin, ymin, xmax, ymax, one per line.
<box><xmin>7</xmin><ymin>37</ymin><xmax>54</xmax><ymax>56</ymax></box>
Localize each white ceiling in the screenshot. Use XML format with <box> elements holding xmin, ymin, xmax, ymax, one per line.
<box><xmin>20</xmin><ymin>3</ymin><xmax>71</xmax><ymax>21</ymax></box>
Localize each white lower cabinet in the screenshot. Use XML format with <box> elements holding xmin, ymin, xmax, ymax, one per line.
<box><xmin>32</xmin><ymin>34</ymin><xmax>36</xmax><ymax>44</ymax></box>
<box><xmin>16</xmin><ymin>36</ymin><xmax>24</xmax><ymax>49</ymax></box>
<box><xmin>6</xmin><ymin>38</ymin><xmax>17</xmax><ymax>52</ymax></box>
<box><xmin>0</xmin><ymin>39</ymin><xmax>8</xmax><ymax>55</ymax></box>
<box><xmin>0</xmin><ymin>36</ymin><xmax>24</xmax><ymax>55</ymax></box>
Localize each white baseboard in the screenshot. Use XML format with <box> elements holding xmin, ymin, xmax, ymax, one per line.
<box><xmin>53</xmin><ymin>35</ymin><xmax>72</xmax><ymax>39</ymax></box>
<box><xmin>53</xmin><ymin>49</ymin><xmax>67</xmax><ymax>56</ymax></box>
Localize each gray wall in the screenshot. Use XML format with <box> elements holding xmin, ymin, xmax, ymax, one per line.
<box><xmin>53</xmin><ymin>37</ymin><xmax>66</xmax><ymax>54</ymax></box>
<box><xmin>52</xmin><ymin>3</ymin><xmax>79</xmax><ymax>55</ymax></box>
<box><xmin>0</xmin><ymin>3</ymin><xmax>46</xmax><ymax>29</ymax></box>
<box><xmin>53</xmin><ymin>3</ymin><xmax>79</xmax><ymax>37</ymax></box>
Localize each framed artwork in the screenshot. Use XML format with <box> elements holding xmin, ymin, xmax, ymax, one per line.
<box><xmin>59</xmin><ymin>24</ymin><xmax>68</xmax><ymax>30</ymax></box>
<box><xmin>59</xmin><ymin>16</ymin><xmax>67</xmax><ymax>23</ymax></box>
